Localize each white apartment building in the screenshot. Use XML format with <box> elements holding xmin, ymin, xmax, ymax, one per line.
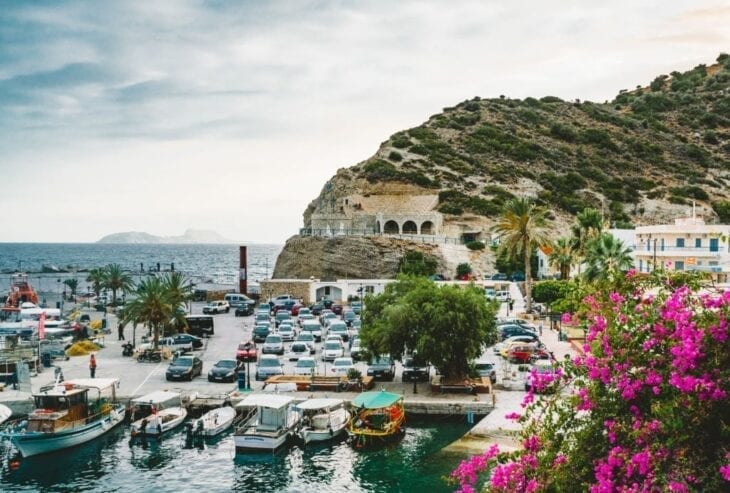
<box><xmin>634</xmin><ymin>216</ymin><xmax>730</xmax><ymax>282</ymax></box>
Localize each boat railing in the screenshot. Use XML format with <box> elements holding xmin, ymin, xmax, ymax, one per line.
<box><xmin>1</xmin><ymin>403</ymin><xmax>122</xmax><ymax>434</ymax></box>
<box><xmin>233</xmin><ymin>407</ymin><xmax>257</xmax><ymax>433</ymax></box>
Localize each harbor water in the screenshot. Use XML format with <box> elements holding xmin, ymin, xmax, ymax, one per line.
<box><xmin>0</xmin><ymin>418</ymin><xmax>470</xmax><ymax>492</ymax></box>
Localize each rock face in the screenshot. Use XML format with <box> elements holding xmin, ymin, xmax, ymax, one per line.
<box><xmin>273</xmin><ymin>235</ymin><xmax>448</xmax><ymax>280</ymax></box>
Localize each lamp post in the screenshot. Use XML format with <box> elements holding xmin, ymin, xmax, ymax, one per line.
<box><xmin>413</xmin><ymin>376</ymin><xmax>418</xmax><ymax>395</ymax></box>
<box><xmin>245</xmin><ymin>358</ymin><xmax>251</xmax><ymax>391</ymax></box>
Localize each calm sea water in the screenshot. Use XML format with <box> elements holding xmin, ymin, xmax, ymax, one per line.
<box><xmin>0</xmin><ymin>419</ymin><xmax>469</xmax><ymax>493</ymax></box>
<box><xmin>0</xmin><ymin>243</ymin><xmax>282</xmax><ymax>293</ymax></box>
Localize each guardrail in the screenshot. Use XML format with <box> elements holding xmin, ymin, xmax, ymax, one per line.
<box><xmin>299</xmin><ymin>229</ymin><xmax>465</xmax><ymax>245</ymax></box>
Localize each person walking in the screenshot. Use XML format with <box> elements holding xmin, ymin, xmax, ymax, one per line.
<box><xmin>89</xmin><ymin>354</ymin><xmax>97</xmax><ymax>378</ymax></box>
<box><xmin>118</xmin><ymin>322</ymin><xmax>125</xmax><ymax>341</ymax></box>
<box><xmin>538</xmin><ymin>322</ymin><xmax>543</xmax><ymax>336</ymax></box>
<box><xmin>508</xmin><ymin>298</ymin><xmax>514</xmax><ymax>314</ymax></box>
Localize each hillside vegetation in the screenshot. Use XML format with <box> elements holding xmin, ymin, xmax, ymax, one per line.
<box><xmin>342</xmin><ymin>54</ymin><xmax>730</xmax><ymax>226</ymax></box>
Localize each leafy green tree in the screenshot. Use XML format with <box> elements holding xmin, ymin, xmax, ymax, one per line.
<box><xmin>63</xmin><ymin>278</ymin><xmax>79</xmax><ymax>297</ymax></box>
<box><xmin>122</xmin><ymin>276</ymin><xmax>173</xmax><ymax>349</ymax></box>
<box><xmin>532</xmin><ymin>280</ymin><xmax>572</xmax><ymax>308</ymax></box>
<box><xmin>492</xmin><ymin>197</ymin><xmax>551</xmax><ymax>312</ymax></box>
<box><xmin>583</xmin><ymin>233</ymin><xmax>634</xmax><ymax>282</ymax></box>
<box><xmin>548</xmin><ymin>237</ymin><xmax>576</xmax><ymax>279</ymax></box>
<box><xmin>398</xmin><ymin>251</ymin><xmax>438</xmax><ymax>277</ymax></box>
<box><xmin>456</xmin><ymin>262</ymin><xmax>472</xmax><ymax>278</ymax></box>
<box><xmin>86</xmin><ymin>268</ymin><xmax>105</xmax><ymax>298</ymax></box>
<box><xmin>361</xmin><ymin>276</ymin><xmax>497</xmax><ymax>379</ymax></box>
<box><xmin>103</xmin><ymin>264</ymin><xmax>134</xmax><ymax>306</ymax></box>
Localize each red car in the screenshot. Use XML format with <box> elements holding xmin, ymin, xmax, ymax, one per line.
<box><xmin>507</xmin><ymin>344</ymin><xmax>538</xmax><ymax>364</ymax></box>
<box><xmin>290</xmin><ymin>303</ymin><xmax>303</xmax><ymax>316</ymax></box>
<box><xmin>331</xmin><ymin>304</ymin><xmax>343</xmax><ymax>316</ymax></box>
<box><xmin>236</xmin><ymin>341</ymin><xmax>258</xmax><ymax>362</ymax></box>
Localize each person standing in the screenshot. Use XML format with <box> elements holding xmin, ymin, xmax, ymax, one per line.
<box><xmin>89</xmin><ymin>354</ymin><xmax>97</xmax><ymax>378</ymax></box>
<box><xmin>118</xmin><ymin>322</ymin><xmax>125</xmax><ymax>341</ymax></box>
<box><xmin>538</xmin><ymin>322</ymin><xmax>543</xmax><ymax>336</ymax></box>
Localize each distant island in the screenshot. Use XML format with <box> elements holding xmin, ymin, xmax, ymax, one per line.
<box><xmin>97</xmin><ymin>229</ymin><xmax>236</xmax><ymax>244</ymax></box>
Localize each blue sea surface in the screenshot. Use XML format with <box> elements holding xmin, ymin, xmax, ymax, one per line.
<box><xmin>0</xmin><ymin>419</ymin><xmax>469</xmax><ymax>492</ymax></box>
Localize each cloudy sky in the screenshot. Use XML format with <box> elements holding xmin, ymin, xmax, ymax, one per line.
<box><xmin>1</xmin><ymin>1</ymin><xmax>727</xmax><ymax>244</ymax></box>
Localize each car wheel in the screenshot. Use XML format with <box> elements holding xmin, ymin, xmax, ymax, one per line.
<box><xmin>208</xmin><ymin>377</ymin><xmax>213</xmax><ymax>382</ymax></box>
<box><xmin>226</xmin><ymin>308</ymin><xmax>230</xmax><ymax>313</ymax></box>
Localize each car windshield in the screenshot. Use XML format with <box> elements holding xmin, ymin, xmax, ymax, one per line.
<box><xmin>325</xmin><ymin>342</ymin><xmax>341</xmax><ymax>350</ymax></box>
<box><xmin>344</xmin><ymin>312</ymin><xmax>355</xmax><ymax>319</ymax></box>
<box><xmin>217</xmin><ymin>360</ymin><xmax>237</xmax><ymax>368</ymax></box>
<box><xmin>300</xmin><ymin>314</ymin><xmax>314</xmax><ymax>320</ymax></box>
<box><xmin>303</xmin><ymin>324</ymin><xmax>320</xmax><ymax>332</ymax></box>
<box><xmin>279</xmin><ymin>325</ymin><xmax>292</xmax><ymax>332</ymax></box>
<box><xmin>260</xmin><ymin>358</ymin><xmax>280</xmax><ymax>367</ymax></box>
<box><xmin>372</xmin><ymin>357</ymin><xmax>391</xmax><ymax>365</ymax></box>
<box><xmin>299</xmin><ymin>309</ymin><xmax>310</xmax><ymax>315</ymax></box>
<box><xmin>265</xmin><ymin>336</ymin><xmax>282</xmax><ymax>343</ymax></box>
<box><xmin>297</xmin><ymin>359</ymin><xmax>315</xmax><ymax>368</ymax></box>
<box><xmin>475</xmin><ymin>363</ymin><xmax>493</xmax><ymax>370</ymax></box>
<box><xmin>334</xmin><ymin>359</ymin><xmax>352</xmax><ymax>367</ymax></box>
<box><xmin>330</xmin><ymin>322</ymin><xmax>346</xmax><ymax>330</ymax></box>
<box><xmin>291</xmin><ymin>344</ymin><xmax>306</xmax><ymax>352</ymax></box>
<box><xmin>174</xmin><ymin>358</ymin><xmax>193</xmax><ymax>367</ymax></box>
<box><xmin>297</xmin><ymin>334</ymin><xmax>313</xmax><ymax>341</ymax></box>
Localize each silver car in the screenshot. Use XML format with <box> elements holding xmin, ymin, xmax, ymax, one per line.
<box><xmin>255</xmin><ymin>355</ymin><xmax>284</xmax><ymax>381</ymax></box>
<box><xmin>262</xmin><ymin>334</ymin><xmax>285</xmax><ymax>355</ymax></box>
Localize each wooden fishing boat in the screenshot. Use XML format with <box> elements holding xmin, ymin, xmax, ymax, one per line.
<box><xmin>294</xmin><ymin>398</ymin><xmax>349</xmax><ymax>444</ymax></box>
<box><xmin>2</xmin><ymin>274</ymin><xmax>39</xmax><ymax>312</ymax></box>
<box><xmin>129</xmin><ymin>390</ymin><xmax>187</xmax><ymax>437</ymax></box>
<box><xmin>0</xmin><ymin>378</ymin><xmax>125</xmax><ymax>457</ymax></box>
<box><xmin>346</xmin><ymin>390</ymin><xmax>405</xmax><ymax>448</ymax></box>
<box><xmin>233</xmin><ymin>394</ymin><xmax>299</xmax><ymax>452</ymax></box>
<box><xmin>196</xmin><ymin>406</ymin><xmax>237</xmax><ymax>437</ymax></box>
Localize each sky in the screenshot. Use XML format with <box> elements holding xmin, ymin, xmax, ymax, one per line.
<box><xmin>1</xmin><ymin>0</ymin><xmax>728</xmax><ymax>244</ymax></box>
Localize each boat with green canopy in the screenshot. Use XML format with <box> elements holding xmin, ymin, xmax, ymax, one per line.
<box><xmin>346</xmin><ymin>390</ymin><xmax>405</xmax><ymax>448</ymax></box>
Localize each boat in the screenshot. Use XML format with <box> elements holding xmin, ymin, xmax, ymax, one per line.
<box><xmin>0</xmin><ymin>378</ymin><xmax>125</xmax><ymax>457</ymax></box>
<box><xmin>129</xmin><ymin>390</ymin><xmax>187</xmax><ymax>437</ymax></box>
<box><xmin>233</xmin><ymin>394</ymin><xmax>300</xmax><ymax>452</ymax></box>
<box><xmin>195</xmin><ymin>406</ymin><xmax>237</xmax><ymax>437</ymax></box>
<box><xmin>346</xmin><ymin>390</ymin><xmax>405</xmax><ymax>448</ymax></box>
<box><xmin>294</xmin><ymin>398</ymin><xmax>350</xmax><ymax>444</ymax></box>
<box><xmin>2</xmin><ymin>274</ymin><xmax>39</xmax><ymax>314</ymax></box>
<box><xmin>0</xmin><ymin>404</ymin><xmax>12</xmax><ymax>425</ymax></box>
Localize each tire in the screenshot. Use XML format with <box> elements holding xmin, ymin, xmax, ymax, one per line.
<box><xmin>226</xmin><ymin>308</ymin><xmax>230</xmax><ymax>313</ymax></box>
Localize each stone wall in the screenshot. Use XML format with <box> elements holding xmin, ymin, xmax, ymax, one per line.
<box><xmin>259</xmin><ymin>280</ymin><xmax>313</xmax><ymax>304</ymax></box>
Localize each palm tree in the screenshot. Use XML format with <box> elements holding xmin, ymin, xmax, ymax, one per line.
<box><xmin>492</xmin><ymin>197</ymin><xmax>551</xmax><ymax>313</ymax></box>
<box><xmin>86</xmin><ymin>268</ymin><xmax>105</xmax><ymax>298</ymax></box>
<box><xmin>583</xmin><ymin>233</ymin><xmax>634</xmax><ymax>282</ymax></box>
<box><xmin>63</xmin><ymin>278</ymin><xmax>79</xmax><ymax>298</ymax></box>
<box><xmin>103</xmin><ymin>264</ymin><xmax>134</xmax><ymax>306</ymax></box>
<box><xmin>571</xmin><ymin>207</ymin><xmax>607</xmax><ymax>274</ymax></box>
<box><xmin>122</xmin><ymin>276</ymin><xmax>173</xmax><ymax>349</ymax></box>
<box><xmin>161</xmin><ymin>272</ymin><xmax>194</xmax><ymax>334</ymax></box>
<box><xmin>548</xmin><ymin>238</ymin><xmax>576</xmax><ymax>280</ymax></box>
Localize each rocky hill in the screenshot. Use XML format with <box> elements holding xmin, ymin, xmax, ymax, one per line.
<box><xmin>97</xmin><ymin>229</ymin><xmax>235</xmax><ymax>244</ymax></box>
<box><xmin>276</xmin><ymin>55</ymin><xmax>730</xmax><ymax>280</ymax></box>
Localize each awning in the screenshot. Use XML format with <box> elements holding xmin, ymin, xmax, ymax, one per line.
<box><xmin>351</xmin><ymin>390</ymin><xmax>402</xmax><ymax>409</ymax></box>
<box><xmin>131</xmin><ymin>390</ymin><xmax>181</xmax><ymax>405</ymax></box>
<box><xmin>236</xmin><ymin>393</ymin><xmax>296</xmax><ymax>410</ymax></box>
<box><xmin>65</xmin><ymin>378</ymin><xmax>119</xmax><ymax>391</ymax></box>
<box><xmin>294</xmin><ymin>398</ymin><xmax>343</xmax><ymax>411</ymax></box>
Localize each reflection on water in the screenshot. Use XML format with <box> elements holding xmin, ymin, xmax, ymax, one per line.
<box><xmin>0</xmin><ymin>420</ymin><xmax>470</xmax><ymax>493</ymax></box>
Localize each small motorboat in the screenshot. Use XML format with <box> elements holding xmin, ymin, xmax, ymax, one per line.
<box><xmin>0</xmin><ymin>404</ymin><xmax>12</xmax><ymax>426</ymax></box>
<box><xmin>295</xmin><ymin>398</ymin><xmax>350</xmax><ymax>444</ymax></box>
<box><xmin>129</xmin><ymin>390</ymin><xmax>187</xmax><ymax>437</ymax></box>
<box><xmin>196</xmin><ymin>406</ymin><xmax>237</xmax><ymax>437</ymax></box>
<box><xmin>347</xmin><ymin>390</ymin><xmax>405</xmax><ymax>449</ymax></box>
<box><xmin>233</xmin><ymin>394</ymin><xmax>300</xmax><ymax>452</ymax></box>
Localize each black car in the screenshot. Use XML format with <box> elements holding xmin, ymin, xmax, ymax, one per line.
<box><xmin>166</xmin><ymin>355</ymin><xmax>203</xmax><ymax>381</ymax></box>
<box><xmin>309</xmin><ymin>303</ymin><xmax>324</xmax><ymax>316</ymax></box>
<box><xmin>235</xmin><ymin>304</ymin><xmax>253</xmax><ymax>317</ymax></box>
<box><xmin>185</xmin><ymin>316</ymin><xmax>214</xmax><ymax>337</ymax></box>
<box><xmin>401</xmin><ymin>357</ymin><xmax>430</xmax><ymax>383</ymax></box>
<box><xmin>367</xmin><ymin>356</ymin><xmax>396</xmax><ymax>381</ymax></box>
<box><xmin>172</xmin><ymin>333</ymin><xmax>204</xmax><ymax>349</ymax></box>
<box><xmin>499</xmin><ymin>324</ymin><xmax>536</xmax><ymax>341</ymax></box>
<box><xmin>208</xmin><ymin>359</ymin><xmax>240</xmax><ymax>383</ymax></box>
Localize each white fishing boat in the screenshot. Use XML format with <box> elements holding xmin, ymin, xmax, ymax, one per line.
<box><xmin>0</xmin><ymin>404</ymin><xmax>12</xmax><ymax>425</ymax></box>
<box><xmin>0</xmin><ymin>378</ymin><xmax>125</xmax><ymax>457</ymax></box>
<box><xmin>294</xmin><ymin>398</ymin><xmax>350</xmax><ymax>444</ymax></box>
<box><xmin>196</xmin><ymin>406</ymin><xmax>237</xmax><ymax>437</ymax></box>
<box><xmin>233</xmin><ymin>394</ymin><xmax>299</xmax><ymax>452</ymax></box>
<box><xmin>129</xmin><ymin>390</ymin><xmax>187</xmax><ymax>437</ymax></box>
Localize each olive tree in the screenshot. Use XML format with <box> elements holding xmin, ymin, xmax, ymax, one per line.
<box><xmin>361</xmin><ymin>276</ymin><xmax>498</xmax><ymax>380</ymax></box>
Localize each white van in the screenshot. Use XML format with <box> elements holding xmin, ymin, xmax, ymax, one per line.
<box><xmin>224</xmin><ymin>293</ymin><xmax>255</xmax><ymax>308</ymax></box>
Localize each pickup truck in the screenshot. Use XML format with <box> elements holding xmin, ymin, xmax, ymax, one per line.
<box><xmin>401</xmin><ymin>357</ymin><xmax>430</xmax><ymax>383</ymax></box>
<box><xmin>202</xmin><ymin>300</ymin><xmax>230</xmax><ymax>314</ymax></box>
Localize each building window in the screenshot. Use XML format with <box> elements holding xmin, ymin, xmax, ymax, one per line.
<box><xmin>676</xmin><ymin>238</ymin><xmax>685</xmax><ymax>248</ymax></box>
<box><xmin>324</xmin><ymin>286</ymin><xmax>331</xmax><ymax>296</ymax></box>
<box><xmin>660</xmin><ymin>239</ymin><xmax>665</xmax><ymax>251</ymax></box>
<box><xmin>675</xmin><ymin>261</ymin><xmax>685</xmax><ymax>271</ymax></box>
<box><xmin>695</xmin><ymin>238</ymin><xmax>702</xmax><ymax>248</ymax></box>
<box><xmin>639</xmin><ymin>259</ymin><xmax>643</xmax><ymax>272</ymax></box>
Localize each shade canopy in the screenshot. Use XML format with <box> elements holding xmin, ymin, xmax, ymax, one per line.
<box><xmin>236</xmin><ymin>393</ymin><xmax>296</xmax><ymax>410</ymax></box>
<box><xmin>65</xmin><ymin>378</ymin><xmax>119</xmax><ymax>391</ymax></box>
<box><xmin>294</xmin><ymin>398</ymin><xmax>343</xmax><ymax>411</ymax></box>
<box><xmin>351</xmin><ymin>391</ymin><xmax>403</xmax><ymax>409</ymax></box>
<box><xmin>132</xmin><ymin>390</ymin><xmax>181</xmax><ymax>405</ymax></box>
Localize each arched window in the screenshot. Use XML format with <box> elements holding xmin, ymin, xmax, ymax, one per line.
<box><xmin>383</xmin><ymin>220</ymin><xmax>399</xmax><ymax>234</ymax></box>
<box><xmin>402</xmin><ymin>221</ymin><xmax>417</xmax><ymax>235</ymax></box>
<box><xmin>421</xmin><ymin>221</ymin><xmax>434</xmax><ymax>235</ymax></box>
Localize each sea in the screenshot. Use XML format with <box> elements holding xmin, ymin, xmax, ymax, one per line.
<box><xmin>0</xmin><ymin>243</ymin><xmax>283</xmax><ymax>297</ymax></box>
<box><xmin>0</xmin><ymin>419</ymin><xmax>470</xmax><ymax>493</ymax></box>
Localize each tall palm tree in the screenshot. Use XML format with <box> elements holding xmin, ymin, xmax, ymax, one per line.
<box><xmin>86</xmin><ymin>268</ymin><xmax>105</xmax><ymax>298</ymax></box>
<box><xmin>103</xmin><ymin>264</ymin><xmax>134</xmax><ymax>306</ymax></box>
<box><xmin>162</xmin><ymin>272</ymin><xmax>194</xmax><ymax>334</ymax></box>
<box><xmin>548</xmin><ymin>238</ymin><xmax>575</xmax><ymax>280</ymax></box>
<box><xmin>492</xmin><ymin>197</ymin><xmax>551</xmax><ymax>312</ymax></box>
<box><xmin>583</xmin><ymin>233</ymin><xmax>634</xmax><ymax>282</ymax></box>
<box><xmin>63</xmin><ymin>278</ymin><xmax>79</xmax><ymax>298</ymax></box>
<box><xmin>122</xmin><ymin>277</ymin><xmax>173</xmax><ymax>349</ymax></box>
<box><xmin>571</xmin><ymin>207</ymin><xmax>607</xmax><ymax>274</ymax></box>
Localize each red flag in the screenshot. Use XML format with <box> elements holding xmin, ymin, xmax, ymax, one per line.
<box><xmin>39</xmin><ymin>311</ymin><xmax>46</xmax><ymax>340</ymax></box>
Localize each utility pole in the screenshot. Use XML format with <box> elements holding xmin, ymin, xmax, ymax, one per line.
<box><xmin>653</xmin><ymin>239</ymin><xmax>657</xmax><ymax>271</ymax></box>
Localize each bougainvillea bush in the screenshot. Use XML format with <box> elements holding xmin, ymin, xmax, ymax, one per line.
<box><xmin>451</xmin><ymin>272</ymin><xmax>730</xmax><ymax>492</ymax></box>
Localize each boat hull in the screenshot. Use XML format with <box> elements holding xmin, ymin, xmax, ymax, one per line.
<box><xmin>234</xmin><ymin>432</ymin><xmax>290</xmax><ymax>451</ymax></box>
<box><xmin>198</xmin><ymin>407</ymin><xmax>236</xmax><ymax>437</ymax></box>
<box><xmin>301</xmin><ymin>425</ymin><xmax>346</xmax><ymax>444</ymax></box>
<box><xmin>130</xmin><ymin>407</ymin><xmax>187</xmax><ymax>436</ymax></box>
<box><xmin>6</xmin><ymin>405</ymin><xmax>125</xmax><ymax>458</ymax></box>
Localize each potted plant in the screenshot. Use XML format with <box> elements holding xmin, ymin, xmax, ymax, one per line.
<box><xmin>346</xmin><ymin>368</ymin><xmax>362</xmax><ymax>383</ymax></box>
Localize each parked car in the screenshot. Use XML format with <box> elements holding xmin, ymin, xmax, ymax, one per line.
<box><xmin>494</xmin><ymin>334</ymin><xmax>539</xmax><ymax>354</ymax></box>
<box><xmin>235</xmin><ymin>304</ymin><xmax>253</xmax><ymax>317</ymax></box>
<box><xmin>253</xmin><ymin>323</ymin><xmax>271</xmax><ymax>343</ymax></box>
<box><xmin>290</xmin><ymin>303</ymin><xmax>303</xmax><ymax>316</ymax></box>
<box><xmin>256</xmin><ymin>303</ymin><xmax>271</xmax><ymax>315</ymax></box>
<box><xmin>224</xmin><ymin>293</ymin><xmax>256</xmax><ymax>310</ymax></box>
<box><xmin>278</xmin><ymin>323</ymin><xmax>296</xmax><ymax>342</ymax></box>
<box><xmin>350</xmin><ymin>301</ymin><xmax>362</xmax><ymax>315</ymax></box>
<box><xmin>474</xmin><ymin>361</ymin><xmax>497</xmax><ymax>384</ymax></box>
<box><xmin>298</xmin><ymin>313</ymin><xmax>315</xmax><ymax>326</ymax></box>
<box><xmin>272</xmin><ymin>300</ymin><xmax>296</xmax><ymax>313</ymax></box>
<box><xmin>255</xmin><ymin>312</ymin><xmax>271</xmax><ymax>325</ymax></box>
<box><xmin>495</xmin><ymin>291</ymin><xmax>511</xmax><ymax>302</ymax></box>
<box><xmin>274</xmin><ymin>311</ymin><xmax>292</xmax><ymax>327</ymax></box>
<box><xmin>328</xmin><ymin>320</ymin><xmax>350</xmax><ymax>342</ymax></box>
<box><xmin>510</xmin><ymin>272</ymin><xmax>526</xmax><ymax>282</ymax></box>
<box><xmin>236</xmin><ymin>341</ymin><xmax>257</xmax><ymax>362</ymax></box>
<box><xmin>350</xmin><ymin>338</ymin><xmax>363</xmax><ymax>361</ymax></box>
<box><xmin>401</xmin><ymin>356</ymin><xmax>430</xmax><ymax>383</ymax></box>
<box><xmin>255</xmin><ymin>355</ymin><xmax>284</xmax><ymax>381</ymax></box>
<box><xmin>330</xmin><ymin>357</ymin><xmax>354</xmax><ymax>377</ymax></box>
<box><xmin>525</xmin><ymin>360</ymin><xmax>559</xmax><ymax>393</ymax></box>
<box><xmin>166</xmin><ymin>355</ymin><xmax>203</xmax><ymax>381</ymax></box>
<box><xmin>202</xmin><ymin>300</ymin><xmax>230</xmax><ymax>314</ymax></box>
<box><xmin>140</xmin><ymin>334</ymin><xmax>200</xmax><ymax>353</ymax></box>
<box><xmin>500</xmin><ymin>317</ymin><xmax>537</xmax><ymax>331</ymax></box>
<box><xmin>296</xmin><ymin>307</ymin><xmax>312</xmax><ymax>324</ymax></box>
<box><xmin>310</xmin><ymin>303</ymin><xmax>324</xmax><ymax>316</ymax></box>
<box><xmin>491</xmin><ymin>273</ymin><xmax>508</xmax><ymax>281</ymax></box>
<box><xmin>294</xmin><ymin>357</ymin><xmax>317</xmax><ymax>376</ymax></box>
<box><xmin>319</xmin><ymin>310</ymin><xmax>336</xmax><ymax>325</ymax></box>
<box><xmin>322</xmin><ymin>340</ymin><xmax>345</xmax><ymax>362</ymax></box>
<box><xmin>301</xmin><ymin>320</ymin><xmax>323</xmax><ymax>342</ymax></box>
<box><xmin>342</xmin><ymin>310</ymin><xmax>357</xmax><ymax>327</ymax></box>
<box><xmin>208</xmin><ymin>359</ymin><xmax>239</xmax><ymax>383</ymax></box>
<box><xmin>507</xmin><ymin>344</ymin><xmax>540</xmax><ymax>364</ymax></box>
<box><xmin>262</xmin><ymin>334</ymin><xmax>285</xmax><ymax>355</ymax></box>
<box><xmin>295</xmin><ymin>332</ymin><xmax>316</xmax><ymax>353</ymax></box>
<box><xmin>367</xmin><ymin>355</ymin><xmax>395</xmax><ymax>381</ymax></box>
<box><xmin>499</xmin><ymin>324</ymin><xmax>537</xmax><ymax>341</ymax></box>
<box><xmin>171</xmin><ymin>333</ymin><xmax>203</xmax><ymax>349</ymax></box>
<box><xmin>351</xmin><ymin>319</ymin><xmax>362</xmax><ymax>332</ymax></box>
<box><xmin>286</xmin><ymin>342</ymin><xmax>310</xmax><ymax>361</ymax></box>
<box><xmin>331</xmin><ymin>304</ymin><xmax>343</xmax><ymax>316</ymax></box>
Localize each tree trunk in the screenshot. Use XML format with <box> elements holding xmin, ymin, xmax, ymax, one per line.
<box><xmin>111</xmin><ymin>288</ymin><xmax>117</xmax><ymax>306</ymax></box>
<box><xmin>525</xmin><ymin>240</ymin><xmax>532</xmax><ymax>313</ymax></box>
<box><xmin>153</xmin><ymin>322</ymin><xmax>160</xmax><ymax>350</ymax></box>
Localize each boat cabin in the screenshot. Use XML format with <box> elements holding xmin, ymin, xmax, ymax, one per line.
<box><xmin>28</xmin><ymin>379</ymin><xmax>118</xmax><ymax>433</ymax></box>
<box><xmin>130</xmin><ymin>390</ymin><xmax>181</xmax><ymax>422</ymax></box>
